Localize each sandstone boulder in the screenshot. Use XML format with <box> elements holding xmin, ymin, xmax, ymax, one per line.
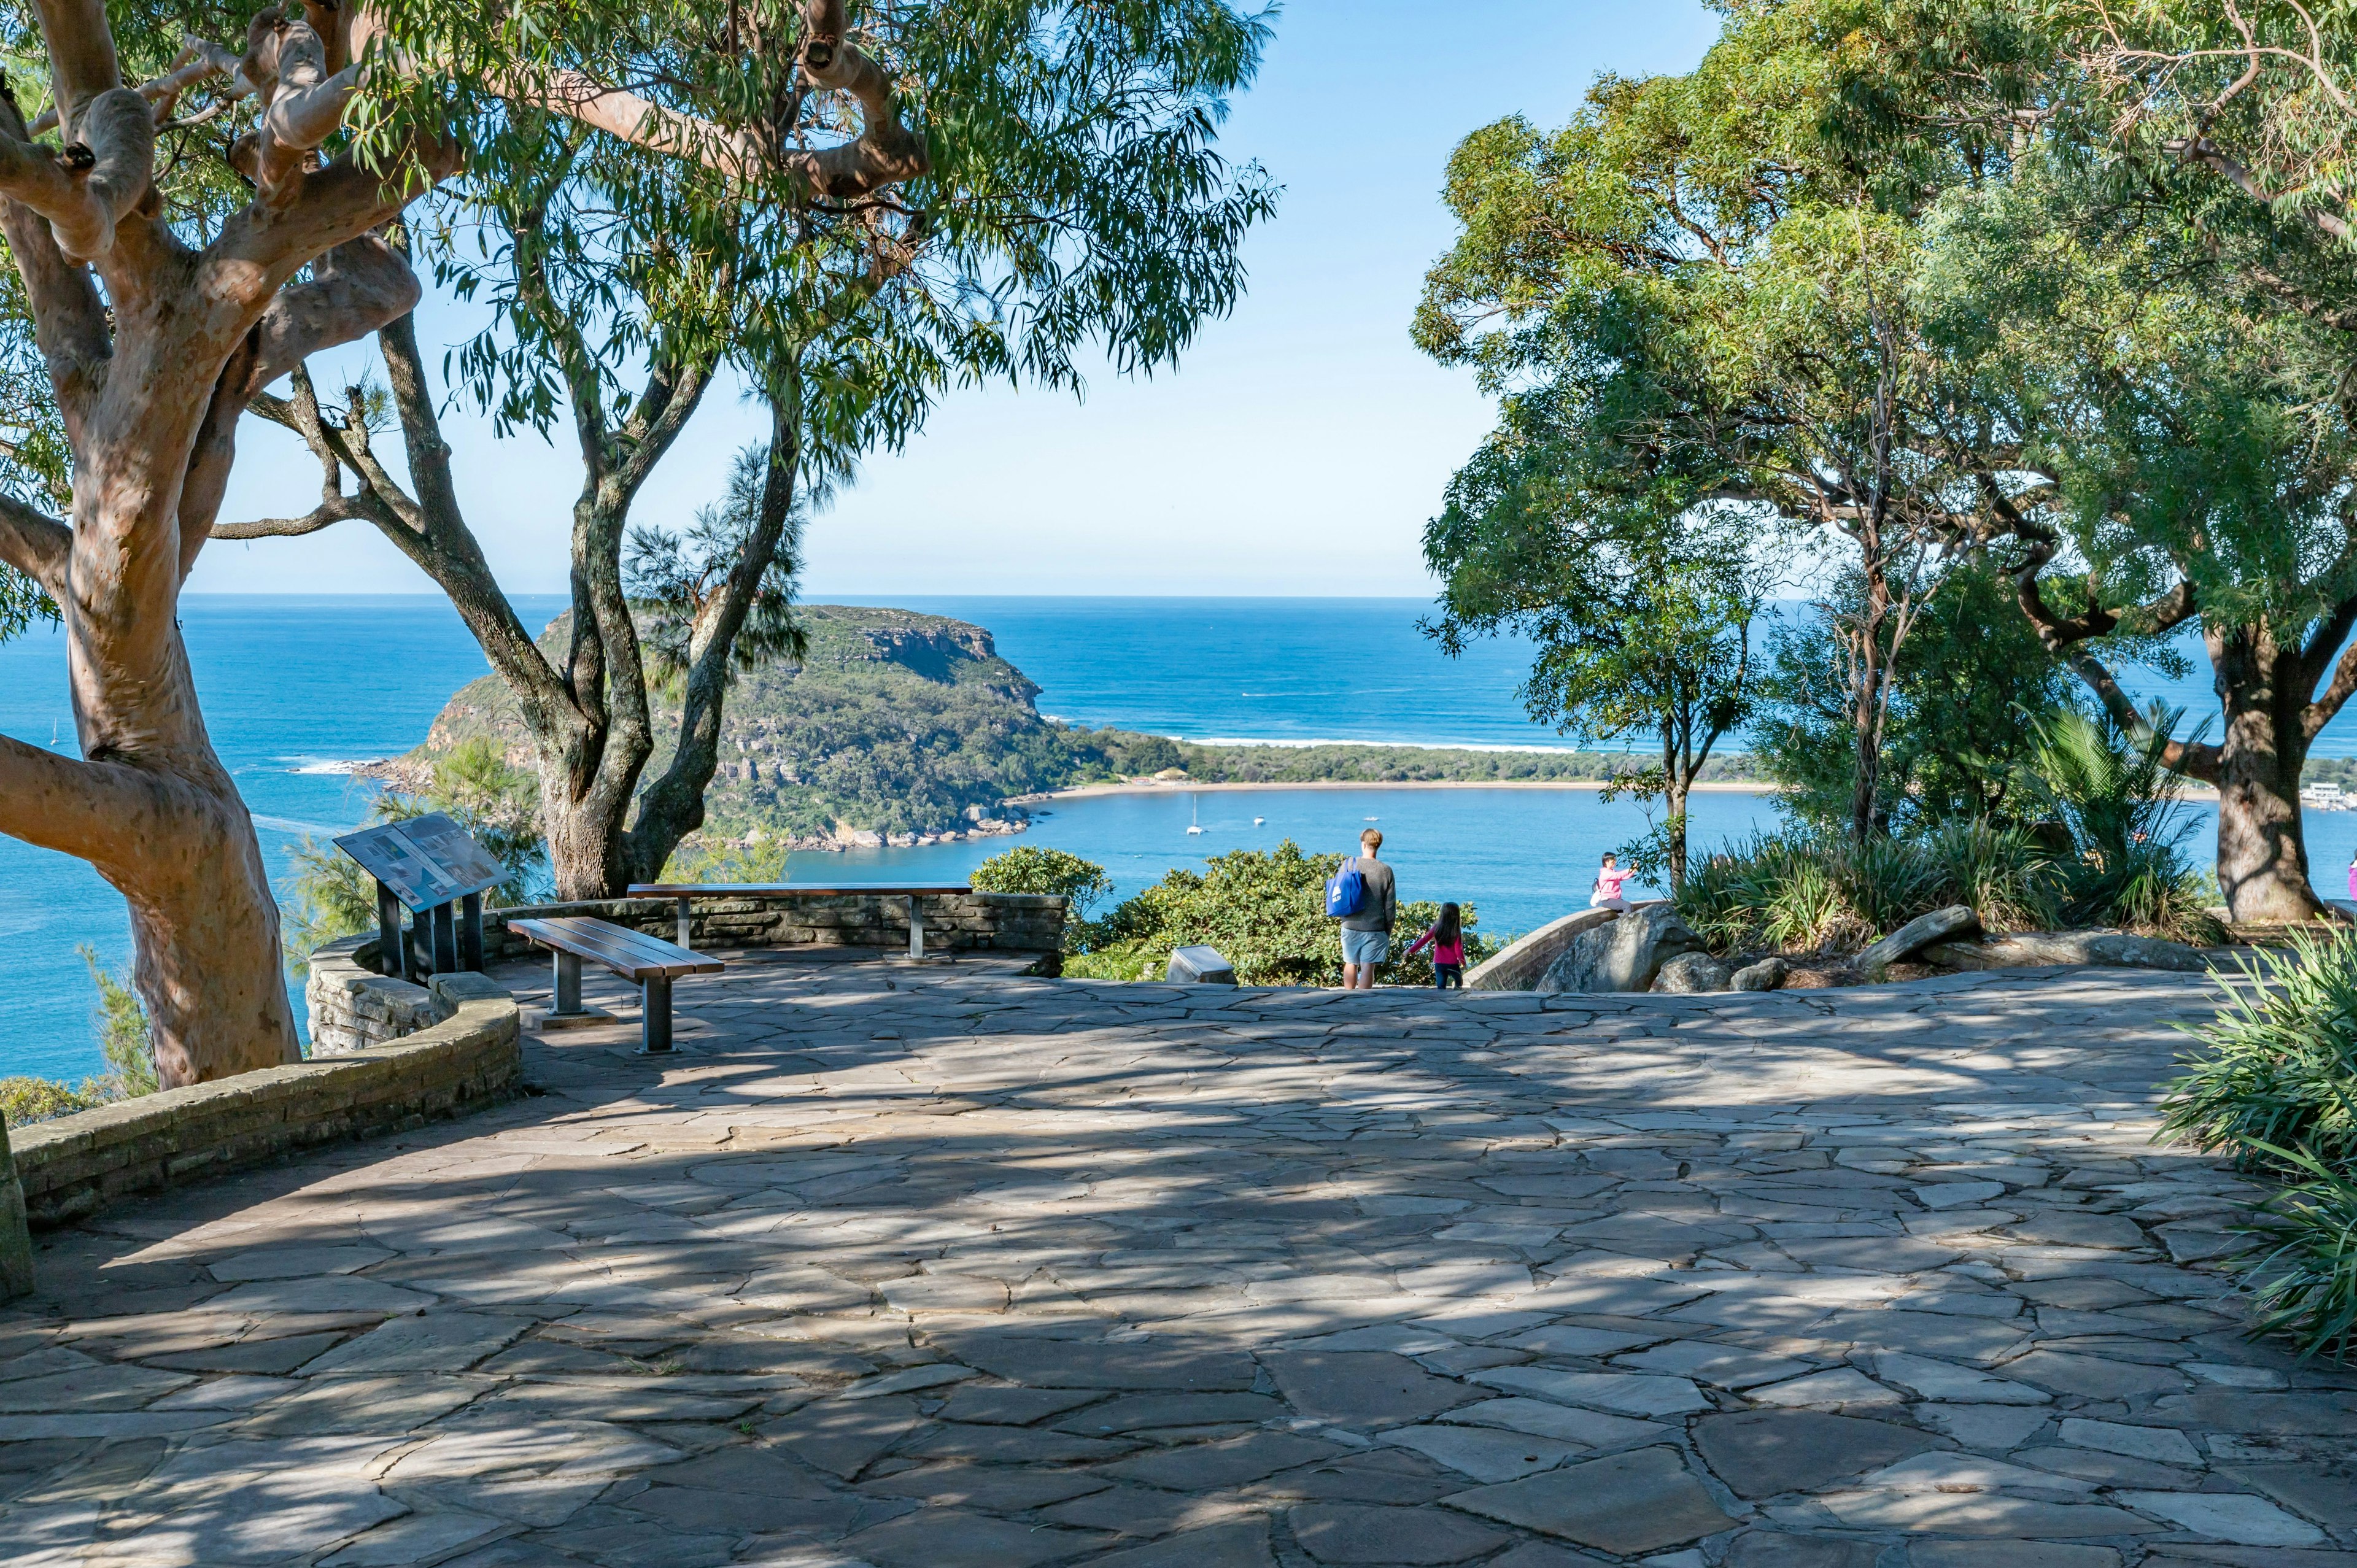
<box><xmin>1539</xmin><ymin>903</ymin><xmax>1703</xmax><ymax>994</ymax></box>
<box><xmin>1857</xmin><ymin>905</ymin><xmax>1982</xmax><ymax>979</ymax></box>
<box><xmin>1654</xmin><ymin>952</ymin><xmax>1735</xmax><ymax>994</ymax></box>
<box><xmin>1730</xmin><ymin>956</ymin><xmax>1788</xmax><ymax>992</ymax></box>
<box><xmin>1922</xmin><ymin>931</ymin><xmax>2212</xmax><ymax>973</ymax></box>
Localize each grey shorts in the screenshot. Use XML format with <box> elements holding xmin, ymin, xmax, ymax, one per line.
<box><xmin>1341</xmin><ymin>927</ymin><xmax>1390</xmax><ymax>966</ymax></box>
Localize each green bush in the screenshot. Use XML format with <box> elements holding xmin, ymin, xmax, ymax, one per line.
<box><xmin>2161</xmin><ymin>929</ymin><xmax>2357</xmax><ymax>1168</ymax></box>
<box><xmin>2161</xmin><ymin>930</ymin><xmax>2357</xmax><ymax>1360</ymax></box>
<box><xmin>971</xmin><ymin>846</ymin><xmax>1117</xmax><ymax>947</ymax></box>
<box><xmin>1</xmin><ymin>950</ymin><xmax>158</xmax><ymax>1129</ymax></box>
<box><xmin>2023</xmin><ymin>708</ymin><xmax>2224</xmax><ymax>946</ymax></box>
<box><xmin>1070</xmin><ymin>841</ymin><xmax>1493</xmax><ymax>986</ymax></box>
<box><xmin>661</xmin><ymin>833</ymin><xmax>793</xmax><ymax>886</ymax></box>
<box><xmin>1678</xmin><ymin>823</ymin><xmax>2062</xmax><ymax>956</ymax></box>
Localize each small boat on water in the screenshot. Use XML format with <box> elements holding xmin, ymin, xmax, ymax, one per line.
<box><xmin>1186</xmin><ymin>797</ymin><xmax>1204</xmax><ymax>835</ymax></box>
<box><xmin>1253</xmin><ymin>816</ymin><xmax>1264</xmax><ymax>826</ymax></box>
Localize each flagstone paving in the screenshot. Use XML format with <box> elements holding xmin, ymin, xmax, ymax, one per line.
<box><xmin>2</xmin><ymin>954</ymin><xmax>2353</xmax><ymax>1567</ymax></box>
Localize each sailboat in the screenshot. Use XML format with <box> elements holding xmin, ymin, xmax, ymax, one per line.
<box><xmin>1186</xmin><ymin>797</ymin><xmax>1204</xmax><ymax>835</ymax></box>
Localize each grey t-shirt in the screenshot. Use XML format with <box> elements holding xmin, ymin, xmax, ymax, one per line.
<box><xmin>1341</xmin><ymin>856</ymin><xmax>1396</xmax><ymax>933</ymax></box>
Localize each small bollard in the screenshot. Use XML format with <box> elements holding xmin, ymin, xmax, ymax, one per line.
<box><xmin>1167</xmin><ymin>945</ymin><xmax>1238</xmax><ymax>984</ymax></box>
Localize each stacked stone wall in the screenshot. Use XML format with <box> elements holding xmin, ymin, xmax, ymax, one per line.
<box><xmin>11</xmin><ymin>974</ymin><xmax>520</xmax><ymax>1230</ymax></box>
<box><xmin>307</xmin><ymin>939</ymin><xmax>455</xmax><ymax>1056</ymax></box>
<box><xmin>479</xmin><ymin>890</ymin><xmax>1066</xmax><ymax>959</ymax></box>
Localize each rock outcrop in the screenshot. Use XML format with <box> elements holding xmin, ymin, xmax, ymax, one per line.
<box><xmin>1539</xmin><ymin>903</ymin><xmax>1703</xmax><ymax>994</ymax></box>
<box><xmin>1654</xmin><ymin>952</ymin><xmax>1735</xmax><ymax>994</ymax></box>
<box><xmin>1857</xmin><ymin>905</ymin><xmax>1982</xmax><ymax>979</ymax></box>
<box><xmin>1731</xmin><ymin>956</ymin><xmax>1788</xmax><ymax>991</ymax></box>
<box><xmin>1923</xmin><ymin>931</ymin><xmax>2213</xmax><ymax>973</ymax></box>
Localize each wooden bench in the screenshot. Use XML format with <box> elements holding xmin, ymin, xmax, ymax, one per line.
<box><xmin>506</xmin><ymin>917</ymin><xmax>725</xmax><ymax>1054</ymax></box>
<box><xmin>627</xmin><ymin>882</ymin><xmax>975</xmax><ymax>961</ymax></box>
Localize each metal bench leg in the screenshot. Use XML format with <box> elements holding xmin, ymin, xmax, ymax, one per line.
<box><xmin>908</xmin><ymin>894</ymin><xmax>924</xmax><ymax>961</ymax></box>
<box><xmin>641</xmin><ymin>976</ymin><xmax>673</xmax><ymax>1054</ymax></box>
<box><xmin>551</xmin><ymin>950</ymin><xmax>584</xmax><ymax>1017</ymax></box>
<box><xmin>676</xmin><ymin>897</ymin><xmax>694</xmax><ymax>949</ymax></box>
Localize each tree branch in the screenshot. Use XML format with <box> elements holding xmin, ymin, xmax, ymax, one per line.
<box><xmin>28</xmin><ymin>0</ymin><xmax>123</xmax><ymax>142</ymax></box>
<box><xmin>0</xmin><ymin>491</ymin><xmax>69</xmax><ymax>595</ymax></box>
<box><xmin>211</xmin><ymin>496</ymin><xmax>373</xmax><ymax>541</ymax></box>
<box><xmin>0</xmin><ymin>728</ymin><xmax>174</xmax><ymax>863</ymax></box>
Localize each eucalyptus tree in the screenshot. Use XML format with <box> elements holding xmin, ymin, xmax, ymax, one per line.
<box><xmin>1415</xmin><ymin>2</ymin><xmax>2007</xmax><ymax>844</ymax></box>
<box><xmin>1422</xmin><ymin>387</ymin><xmax>1768</xmax><ymax>889</ymax></box>
<box><xmin>0</xmin><ymin>0</ymin><xmax>1013</xmax><ymax>1083</ymax></box>
<box><xmin>1834</xmin><ymin>0</ymin><xmax>2357</xmax><ymax>920</ymax></box>
<box><xmin>225</xmin><ymin>0</ymin><xmax>1278</xmax><ymax>900</ymax></box>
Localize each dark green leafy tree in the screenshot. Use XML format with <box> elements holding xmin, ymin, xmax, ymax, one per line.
<box><xmin>226</xmin><ymin>0</ymin><xmax>1279</xmax><ymax>901</ymax></box>
<box><xmin>1759</xmin><ymin>561</ymin><xmax>2092</xmax><ymax>833</ymax></box>
<box><xmin>1414</xmin><ymin>3</ymin><xmax>2010</xmax><ymax>848</ymax></box>
<box><xmin>1422</xmin><ymin>406</ymin><xmax>1769</xmax><ymax>887</ymax></box>
<box><xmin>625</xmin><ymin>441</ymin><xmax>817</xmax><ymax>684</ymax></box>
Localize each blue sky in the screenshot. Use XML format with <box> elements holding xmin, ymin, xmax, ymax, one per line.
<box><xmin>188</xmin><ymin>1</ymin><xmax>1723</xmax><ymax>600</ymax></box>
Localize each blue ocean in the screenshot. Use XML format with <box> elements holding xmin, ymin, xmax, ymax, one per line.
<box><xmin>1</xmin><ymin>595</ymin><xmax>2344</xmax><ymax>1082</ymax></box>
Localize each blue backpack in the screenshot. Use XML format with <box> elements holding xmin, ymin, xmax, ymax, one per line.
<box><xmin>1325</xmin><ymin>858</ymin><xmax>1366</xmax><ymax>917</ymax></box>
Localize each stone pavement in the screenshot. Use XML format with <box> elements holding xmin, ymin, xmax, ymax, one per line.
<box><xmin>2</xmin><ymin>954</ymin><xmax>2352</xmax><ymax>1568</ymax></box>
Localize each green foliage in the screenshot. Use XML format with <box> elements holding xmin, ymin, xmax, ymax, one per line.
<box><xmin>282</xmin><ymin>741</ymin><xmax>549</xmax><ymax>969</ymax></box>
<box><xmin>81</xmin><ymin>947</ymin><xmax>158</xmax><ymax>1100</ymax></box>
<box><xmin>1677</xmin><ymin>822</ymin><xmax>2063</xmax><ymax>956</ymax></box>
<box><xmin>1759</xmin><ymin>566</ymin><xmax>2092</xmax><ymax>834</ymax></box>
<box><xmin>2161</xmin><ymin>931</ymin><xmax>2357</xmax><ymax>1171</ymax></box>
<box><xmin>971</xmin><ymin>847</ymin><xmax>1116</xmax><ymax>939</ymax></box>
<box><xmin>1075</xmin><ymin>841</ymin><xmax>1495</xmax><ymax>987</ymax></box>
<box><xmin>0</xmin><ymin>1077</ymin><xmax>101</xmax><ymax>1128</ymax></box>
<box><xmin>2023</xmin><ymin>709</ymin><xmax>2224</xmax><ymax>946</ymax></box>
<box><xmin>1</xmin><ymin>948</ymin><xmax>159</xmax><ymax>1128</ymax></box>
<box><xmin>660</xmin><ymin>835</ymin><xmax>794</xmax><ymax>886</ymax></box>
<box><xmin>625</xmin><ymin>443</ymin><xmax>813</xmax><ymax>687</ymax></box>
<box><xmin>2161</xmin><ymin>929</ymin><xmax>2357</xmax><ymax>1360</ymax></box>
<box><xmin>2240</xmin><ymin>1142</ymin><xmax>2357</xmax><ymax>1364</ymax></box>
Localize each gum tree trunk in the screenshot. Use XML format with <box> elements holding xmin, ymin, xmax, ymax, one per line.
<box><xmin>2211</xmin><ymin>630</ymin><xmax>2326</xmax><ymax>924</ymax></box>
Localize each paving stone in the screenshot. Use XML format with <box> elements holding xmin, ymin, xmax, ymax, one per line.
<box><xmin>1814</xmin><ymin>1310</ymin><xmax>2028</xmax><ymax>1364</ymax></box>
<box><xmin>2117</xmin><ymin>1490</ymin><xmax>2329</xmax><ymax>1545</ymax></box>
<box><xmin>935</xmin><ymin>1385</ymin><xmax>1104</xmax><ymax>1426</ymax></box>
<box><xmin>1914</xmin><ymin>1404</ymin><xmax>2047</xmax><ymax>1450</ymax></box>
<box><xmin>295</xmin><ymin>1312</ymin><xmax>528</xmax><ymax>1375</ymax></box>
<box><xmin>2004</xmin><ymin>1351</ymin><xmax>2186</xmax><ymax>1400</ymax></box>
<box><xmin>1383</xmin><ymin>1422</ymin><xmax>1582</xmax><ymax>1481</ymax></box>
<box><xmin>1872</xmin><ymin>1353</ymin><xmax>2049</xmax><ymax>1405</ymax></box>
<box><xmin>2219</xmin><ymin>1462</ymin><xmax>2357</xmax><ymax>1526</ymax></box>
<box><xmin>1746</xmin><ymin>1369</ymin><xmax>1903</xmax><ymax>1408</ymax></box>
<box><xmin>1438</xmin><ymin>1397</ymin><xmax>1669</xmax><ymax>1450</ymax></box>
<box><xmin>320</xmin><ymin>1509</ymin><xmax>510</xmax><ymax>1566</ymax></box>
<box><xmin>1291</xmin><ymin>1502</ymin><xmax>1511</xmax><ymax>1564</ymax></box>
<box><xmin>1105</xmin><ymin>1429</ymin><xmax>1354</xmax><ymax>1490</ymax></box>
<box><xmin>209</xmin><ymin>1246</ymin><xmax>394</xmax><ymax>1282</ymax></box>
<box><xmin>1260</xmin><ymin>1351</ymin><xmax>1476</xmax><ymax>1425</ymax></box>
<box><xmin>1444</xmin><ymin>1446</ymin><xmax>1737</xmax><ymax>1555</ymax></box>
<box><xmin>1816</xmin><ymin>1491</ymin><xmax>2161</xmax><ymax>1535</ymax></box>
<box><xmin>1085</xmin><ymin>1520</ymin><xmax>1276</xmax><ymax>1567</ymax></box>
<box><xmin>2058</xmin><ymin>1417</ymin><xmax>2202</xmax><ymax>1466</ymax></box>
<box><xmin>0</xmin><ymin>1364</ymin><xmax>193</xmax><ymax>1413</ymax></box>
<box><xmin>2002</xmin><ymin>1211</ymin><xmax>2149</xmax><ymax>1249</ymax></box>
<box><xmin>1248</xmin><ymin>1446</ymin><xmax>1461</xmax><ymax>1505</ymax></box>
<box><xmin>1726</xmin><ymin>1533</ymin><xmax>1884</xmax><ymax>1568</ymax></box>
<box><xmin>1860</xmin><ymin>1450</ymin><xmax>2096</xmax><ymax>1493</ymax></box>
<box><xmin>762</xmin><ymin>1397</ymin><xmax>923</xmax><ymax>1478</ymax></box>
<box><xmin>934</xmin><ymin>1332</ymin><xmax>1256</xmax><ymax>1391</ymax></box>
<box><xmin>1908</xmin><ymin>1546</ymin><xmax>2120</xmax><ymax>1568</ymax></box>
<box><xmin>1694</xmin><ymin>1410</ymin><xmax>1943</xmax><ymax>1498</ymax></box>
<box><xmin>840</xmin><ymin>1507</ymin><xmax>1108</xmax><ymax>1567</ymax></box>
<box><xmin>1612</xmin><ymin>1340</ymin><xmax>1815</xmax><ymax>1388</ymax></box>
<box><xmin>1469</xmin><ymin>1366</ymin><xmax>1708</xmax><ymax>1417</ymax></box>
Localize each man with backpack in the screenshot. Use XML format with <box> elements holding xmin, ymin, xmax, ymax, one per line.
<box><xmin>1327</xmin><ymin>827</ymin><xmax>1397</xmax><ymax>990</ymax></box>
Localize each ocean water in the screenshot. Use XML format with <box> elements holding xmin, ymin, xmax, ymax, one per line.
<box><xmin>0</xmin><ymin>593</ymin><xmax>2344</xmax><ymax>1083</ymax></box>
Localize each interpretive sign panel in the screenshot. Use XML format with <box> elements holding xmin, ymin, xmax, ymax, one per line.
<box><xmin>333</xmin><ymin>813</ymin><xmax>501</xmax><ymax>911</ymax></box>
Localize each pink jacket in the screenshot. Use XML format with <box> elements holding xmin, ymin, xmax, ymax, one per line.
<box><xmin>1408</xmin><ymin>927</ymin><xmax>1465</xmax><ymax>966</ymax></box>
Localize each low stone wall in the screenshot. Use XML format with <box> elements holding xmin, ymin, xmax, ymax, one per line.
<box><xmin>1465</xmin><ymin>907</ymin><xmax>1621</xmax><ymax>991</ymax></box>
<box><xmin>11</xmin><ymin>973</ymin><xmax>520</xmax><ymax>1230</ymax></box>
<box><xmin>481</xmin><ymin>890</ymin><xmax>1067</xmax><ymax>960</ymax></box>
<box><xmin>308</xmin><ymin>936</ymin><xmax>454</xmax><ymax>1056</ymax></box>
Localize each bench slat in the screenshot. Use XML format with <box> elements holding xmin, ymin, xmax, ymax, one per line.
<box><xmin>508</xmin><ymin>917</ymin><xmax>726</xmax><ymax>981</ymax></box>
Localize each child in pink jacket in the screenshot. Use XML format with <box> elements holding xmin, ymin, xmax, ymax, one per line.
<box><xmin>1406</xmin><ymin>903</ymin><xmax>1468</xmax><ymax>990</ymax></box>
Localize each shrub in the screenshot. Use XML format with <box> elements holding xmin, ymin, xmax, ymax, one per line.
<box><xmin>2023</xmin><ymin>708</ymin><xmax>2224</xmax><ymax>946</ymax></box>
<box><xmin>1</xmin><ymin>951</ymin><xmax>159</xmax><ymax>1129</ymax></box>
<box><xmin>971</xmin><ymin>847</ymin><xmax>1117</xmax><ymax>949</ymax></box>
<box><xmin>1072</xmin><ymin>840</ymin><xmax>1493</xmax><ymax>986</ymax></box>
<box><xmin>2160</xmin><ymin>930</ymin><xmax>2357</xmax><ymax>1169</ymax></box>
<box><xmin>2239</xmin><ymin>1143</ymin><xmax>2357</xmax><ymax>1362</ymax></box>
<box><xmin>662</xmin><ymin>833</ymin><xmax>793</xmax><ymax>886</ymax></box>
<box><xmin>1677</xmin><ymin>824</ymin><xmax>2061</xmax><ymax>956</ymax></box>
<box><xmin>0</xmin><ymin>1076</ymin><xmax>103</xmax><ymax>1127</ymax></box>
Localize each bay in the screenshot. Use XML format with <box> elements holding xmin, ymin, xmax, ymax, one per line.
<box><xmin>0</xmin><ymin>593</ymin><xmax>2340</xmax><ymax>1084</ymax></box>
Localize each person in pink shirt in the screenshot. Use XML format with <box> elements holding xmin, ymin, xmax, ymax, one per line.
<box><xmin>1405</xmin><ymin>903</ymin><xmax>1468</xmax><ymax>989</ymax></box>
<box><xmin>1591</xmin><ymin>852</ymin><xmax>1635</xmax><ymax>911</ymax></box>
